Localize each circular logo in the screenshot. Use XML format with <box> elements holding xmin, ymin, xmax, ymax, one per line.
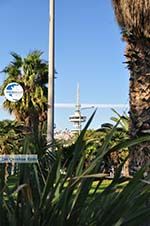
<box><xmin>4</xmin><ymin>82</ymin><xmax>24</xmax><ymax>102</ymax></box>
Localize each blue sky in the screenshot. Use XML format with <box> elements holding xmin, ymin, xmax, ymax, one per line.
<box><xmin>0</xmin><ymin>0</ymin><xmax>129</xmax><ymax>130</ymax></box>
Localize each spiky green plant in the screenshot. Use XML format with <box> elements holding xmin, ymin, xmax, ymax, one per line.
<box><xmin>0</xmin><ymin>111</ymin><xmax>150</xmax><ymax>226</ymax></box>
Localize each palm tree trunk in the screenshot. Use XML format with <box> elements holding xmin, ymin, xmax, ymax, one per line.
<box><xmin>125</xmin><ymin>39</ymin><xmax>150</xmax><ymax>174</ymax></box>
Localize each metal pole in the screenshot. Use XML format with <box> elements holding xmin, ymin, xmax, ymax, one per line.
<box><xmin>76</xmin><ymin>83</ymin><xmax>81</xmax><ymax>134</ymax></box>
<box><xmin>47</xmin><ymin>0</ymin><xmax>55</xmax><ymax>145</ymax></box>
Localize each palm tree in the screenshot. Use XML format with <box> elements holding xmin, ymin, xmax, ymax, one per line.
<box><xmin>0</xmin><ymin>120</ymin><xmax>26</xmax><ymax>178</ymax></box>
<box><xmin>0</xmin><ymin>120</ymin><xmax>24</xmax><ymax>154</ymax></box>
<box><xmin>1</xmin><ymin>51</ymin><xmax>48</xmax><ymax>137</ymax></box>
<box><xmin>112</xmin><ymin>0</ymin><xmax>150</xmax><ymax>173</ymax></box>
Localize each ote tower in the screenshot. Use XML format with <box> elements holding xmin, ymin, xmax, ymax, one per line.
<box><xmin>69</xmin><ymin>84</ymin><xmax>86</xmax><ymax>133</ymax></box>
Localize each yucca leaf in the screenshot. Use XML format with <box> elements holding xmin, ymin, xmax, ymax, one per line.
<box><xmin>110</xmin><ymin>135</ymin><xmax>150</xmax><ymax>153</ymax></box>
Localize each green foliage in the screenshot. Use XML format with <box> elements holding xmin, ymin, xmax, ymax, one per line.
<box><xmin>0</xmin><ymin>112</ymin><xmax>150</xmax><ymax>226</ymax></box>
<box><xmin>0</xmin><ymin>51</ymin><xmax>48</xmax><ymax>135</ymax></box>
<box><xmin>0</xmin><ymin>120</ymin><xmax>25</xmax><ymax>154</ymax></box>
<box><xmin>60</xmin><ymin>112</ymin><xmax>129</xmax><ymax>174</ymax></box>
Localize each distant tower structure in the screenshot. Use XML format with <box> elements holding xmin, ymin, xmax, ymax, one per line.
<box><xmin>69</xmin><ymin>84</ymin><xmax>86</xmax><ymax>133</ymax></box>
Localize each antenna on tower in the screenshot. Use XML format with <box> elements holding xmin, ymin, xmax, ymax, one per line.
<box><xmin>76</xmin><ymin>83</ymin><xmax>81</xmax><ymax>111</ymax></box>
<box><xmin>69</xmin><ymin>83</ymin><xmax>86</xmax><ymax>134</ymax></box>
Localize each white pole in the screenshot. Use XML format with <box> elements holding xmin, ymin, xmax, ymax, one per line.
<box><xmin>76</xmin><ymin>83</ymin><xmax>80</xmax><ymax>111</ymax></box>
<box><xmin>47</xmin><ymin>0</ymin><xmax>55</xmax><ymax>144</ymax></box>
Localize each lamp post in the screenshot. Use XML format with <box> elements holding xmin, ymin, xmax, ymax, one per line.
<box><xmin>47</xmin><ymin>0</ymin><xmax>55</xmax><ymax>145</ymax></box>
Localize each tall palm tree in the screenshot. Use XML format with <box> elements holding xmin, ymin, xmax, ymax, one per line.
<box><xmin>1</xmin><ymin>51</ymin><xmax>48</xmax><ymax>137</ymax></box>
<box><xmin>112</xmin><ymin>0</ymin><xmax>150</xmax><ymax>173</ymax></box>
